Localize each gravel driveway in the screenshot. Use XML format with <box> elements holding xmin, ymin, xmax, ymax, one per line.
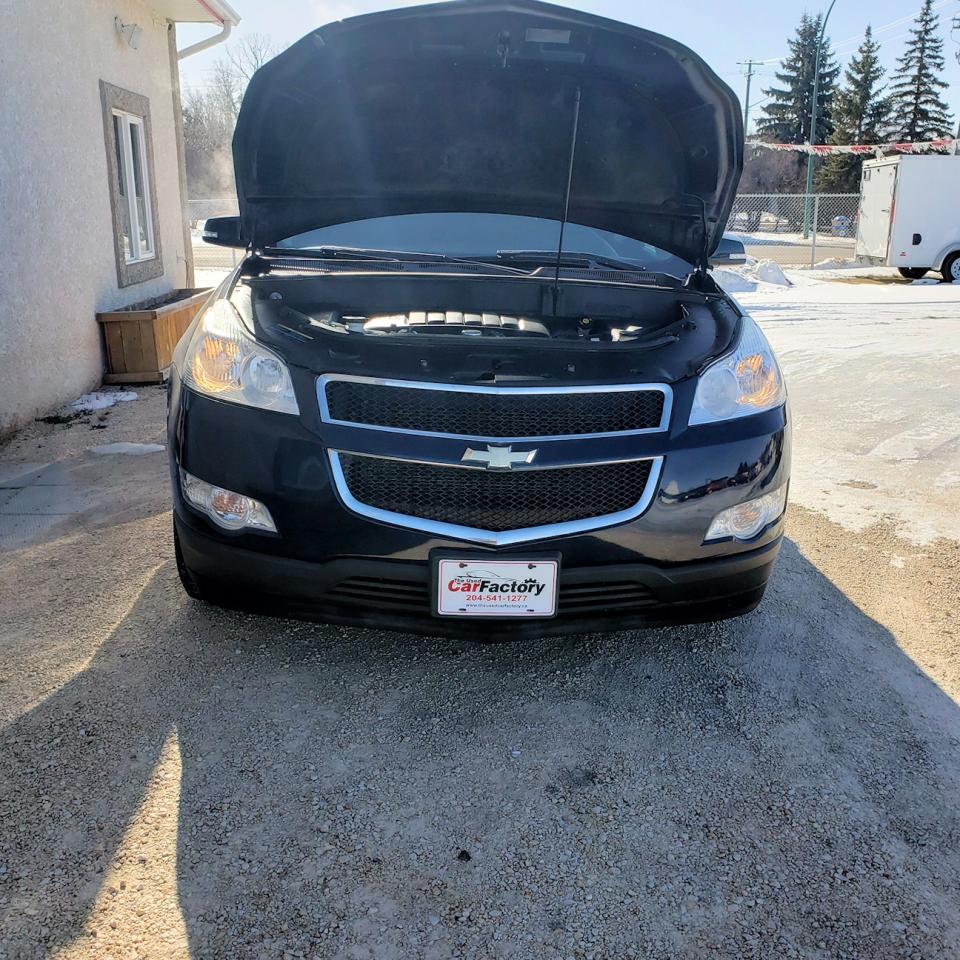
<box><xmin>1</xmin><ymin>348</ymin><xmax>959</xmax><ymax>958</ymax></box>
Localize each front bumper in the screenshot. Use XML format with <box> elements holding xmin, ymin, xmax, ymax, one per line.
<box><xmin>168</xmin><ymin>371</ymin><xmax>790</xmax><ymax>636</ymax></box>
<box><xmin>175</xmin><ymin>513</ymin><xmax>780</xmax><ymax>638</ymax></box>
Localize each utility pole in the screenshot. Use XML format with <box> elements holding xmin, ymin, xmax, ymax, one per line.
<box><xmin>738</xmin><ymin>59</ymin><xmax>757</xmax><ymax>136</ymax></box>
<box><xmin>803</xmin><ymin>0</ymin><xmax>838</xmax><ymax>237</ymax></box>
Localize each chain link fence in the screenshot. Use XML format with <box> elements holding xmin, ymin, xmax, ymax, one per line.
<box><xmin>725</xmin><ymin>193</ymin><xmax>860</xmax><ymax>267</ymax></box>
<box><xmin>189</xmin><ymin>193</ymin><xmax>863</xmax><ymax>276</ymax></box>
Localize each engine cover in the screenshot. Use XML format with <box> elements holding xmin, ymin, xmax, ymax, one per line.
<box><xmin>361</xmin><ymin>311</ymin><xmax>550</xmax><ymax>337</ymax></box>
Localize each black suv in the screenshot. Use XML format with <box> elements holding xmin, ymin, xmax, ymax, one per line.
<box><xmin>169</xmin><ymin>0</ymin><xmax>790</xmax><ymax>638</ymax></box>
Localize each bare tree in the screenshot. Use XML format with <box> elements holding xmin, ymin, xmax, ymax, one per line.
<box><xmin>224</xmin><ymin>33</ymin><xmax>279</xmax><ymax>83</ymax></box>
<box><xmin>208</xmin><ymin>59</ymin><xmax>242</xmax><ymax>124</ymax></box>
<box><xmin>181</xmin><ymin>33</ymin><xmax>281</xmax><ymax>198</ymax></box>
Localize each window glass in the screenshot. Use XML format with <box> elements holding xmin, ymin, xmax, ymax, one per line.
<box><xmin>278</xmin><ymin>212</ymin><xmax>691</xmax><ymax>275</ymax></box>
<box><xmin>112</xmin><ymin>111</ymin><xmax>154</xmax><ymax>262</ymax></box>
<box><xmin>112</xmin><ymin>114</ymin><xmax>132</xmax><ymax>260</ymax></box>
<box><xmin>127</xmin><ymin>121</ymin><xmax>152</xmax><ymax>255</ymax></box>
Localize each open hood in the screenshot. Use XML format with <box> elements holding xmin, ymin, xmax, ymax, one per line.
<box><xmin>232</xmin><ymin>0</ymin><xmax>743</xmax><ymax>265</ymax></box>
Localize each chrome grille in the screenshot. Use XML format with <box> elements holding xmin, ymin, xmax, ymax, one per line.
<box><xmin>319</xmin><ymin>376</ymin><xmax>670</xmax><ymax>439</ymax></box>
<box><xmin>331</xmin><ymin>452</ymin><xmax>658</xmax><ymax>544</ymax></box>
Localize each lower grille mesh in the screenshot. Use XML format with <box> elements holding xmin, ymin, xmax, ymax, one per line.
<box><xmin>323</xmin><ymin>576</ymin><xmax>657</xmax><ymax>616</ymax></box>
<box><xmin>326</xmin><ymin>577</ymin><xmax>428</xmax><ymax>610</ymax></box>
<box><xmin>337</xmin><ymin>454</ymin><xmax>653</xmax><ymax>532</ymax></box>
<box><xmin>557</xmin><ymin>582</ymin><xmax>657</xmax><ymax>613</ymax></box>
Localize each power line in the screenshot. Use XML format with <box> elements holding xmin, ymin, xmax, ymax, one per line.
<box><xmin>832</xmin><ymin>0</ymin><xmax>954</xmax><ymax>51</ymax></box>
<box><xmin>753</xmin><ymin>0</ymin><xmax>955</xmax><ymax>67</ymax></box>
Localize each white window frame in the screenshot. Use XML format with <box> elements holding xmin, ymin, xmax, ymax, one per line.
<box><xmin>112</xmin><ymin>109</ymin><xmax>155</xmax><ymax>263</ymax></box>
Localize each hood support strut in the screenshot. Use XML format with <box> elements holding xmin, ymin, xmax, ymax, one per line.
<box><xmin>679</xmin><ymin>193</ymin><xmax>711</xmax><ymax>288</ymax></box>
<box><xmin>551</xmin><ymin>85</ymin><xmax>582</xmax><ymax>316</ymax></box>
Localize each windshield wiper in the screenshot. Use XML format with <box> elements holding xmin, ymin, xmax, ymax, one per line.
<box><xmin>492</xmin><ymin>249</ymin><xmax>650</xmax><ymax>272</ymax></box>
<box><xmin>262</xmin><ymin>245</ymin><xmax>528</xmax><ymax>275</ymax></box>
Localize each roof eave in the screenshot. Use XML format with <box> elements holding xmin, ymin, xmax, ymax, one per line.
<box><xmin>193</xmin><ymin>0</ymin><xmax>241</xmax><ymax>26</ymax></box>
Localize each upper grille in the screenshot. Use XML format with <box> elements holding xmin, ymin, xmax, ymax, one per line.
<box><xmin>336</xmin><ymin>454</ymin><xmax>654</xmax><ymax>533</ymax></box>
<box><xmin>321</xmin><ymin>378</ymin><xmax>668</xmax><ymax>438</ymax></box>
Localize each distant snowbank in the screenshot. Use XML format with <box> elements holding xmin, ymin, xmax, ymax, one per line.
<box><xmin>713</xmin><ymin>258</ymin><xmax>791</xmax><ymax>292</ymax></box>
<box><xmin>753</xmin><ymin>260</ymin><xmax>791</xmax><ymax>286</ymax></box>
<box><xmin>812</xmin><ymin>257</ymin><xmax>862</xmax><ymax>270</ymax></box>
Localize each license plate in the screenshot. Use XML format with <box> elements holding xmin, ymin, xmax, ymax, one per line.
<box><xmin>435</xmin><ymin>558</ymin><xmax>559</xmax><ymax>618</ymax></box>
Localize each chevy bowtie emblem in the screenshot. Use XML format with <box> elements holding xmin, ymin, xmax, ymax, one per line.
<box><xmin>461</xmin><ymin>445</ymin><xmax>538</xmax><ymax>470</ymax></box>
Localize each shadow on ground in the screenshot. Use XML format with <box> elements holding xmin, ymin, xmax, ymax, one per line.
<box><xmin>2</xmin><ymin>537</ymin><xmax>959</xmax><ymax>958</ymax></box>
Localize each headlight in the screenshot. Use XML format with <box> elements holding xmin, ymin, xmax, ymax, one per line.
<box><xmin>689</xmin><ymin>316</ymin><xmax>785</xmax><ymax>425</ymax></box>
<box><xmin>181</xmin><ymin>299</ymin><xmax>299</xmax><ymax>415</ymax></box>
<box><xmin>705</xmin><ymin>485</ymin><xmax>787</xmax><ymax>542</ymax></box>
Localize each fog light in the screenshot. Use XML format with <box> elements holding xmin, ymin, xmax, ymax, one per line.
<box><xmin>179</xmin><ymin>469</ymin><xmax>276</xmax><ymax>532</ymax></box>
<box><xmin>705</xmin><ymin>486</ymin><xmax>787</xmax><ymax>542</ymax></box>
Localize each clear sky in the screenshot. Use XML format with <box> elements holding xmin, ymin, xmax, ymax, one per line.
<box><xmin>178</xmin><ymin>0</ymin><xmax>960</xmax><ymax>136</ymax></box>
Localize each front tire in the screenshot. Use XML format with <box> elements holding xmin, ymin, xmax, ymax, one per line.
<box><xmin>898</xmin><ymin>267</ymin><xmax>928</xmax><ymax>280</ymax></box>
<box><xmin>941</xmin><ymin>252</ymin><xmax>960</xmax><ymax>283</ymax></box>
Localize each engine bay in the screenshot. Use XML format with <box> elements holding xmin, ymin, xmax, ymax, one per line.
<box><xmin>288</xmin><ymin>307</ymin><xmax>682</xmax><ymax>344</ymax></box>
<box><xmin>234</xmin><ymin>271</ymin><xmax>741</xmax><ymax>382</ymax></box>
<box><xmin>240</xmin><ymin>270</ymin><xmax>723</xmax><ymax>346</ymax></box>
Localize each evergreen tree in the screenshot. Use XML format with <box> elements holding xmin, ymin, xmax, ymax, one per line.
<box><xmin>757</xmin><ymin>13</ymin><xmax>840</xmax><ymax>145</ymax></box>
<box><xmin>818</xmin><ymin>26</ymin><xmax>892</xmax><ymax>192</ymax></box>
<box><xmin>888</xmin><ymin>0</ymin><xmax>953</xmax><ymax>141</ymax></box>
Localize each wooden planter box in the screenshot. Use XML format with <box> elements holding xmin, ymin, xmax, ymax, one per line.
<box><xmin>97</xmin><ymin>288</ymin><xmax>212</xmax><ymax>384</ymax></box>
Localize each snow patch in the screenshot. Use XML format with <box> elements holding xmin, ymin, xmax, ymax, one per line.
<box><xmin>813</xmin><ymin>257</ymin><xmax>859</xmax><ymax>270</ymax></box>
<box><xmin>933</xmin><ymin>471</ymin><xmax>960</xmax><ymax>488</ymax></box>
<box><xmin>752</xmin><ymin>260</ymin><xmax>791</xmax><ymax>286</ymax></box>
<box><xmin>70</xmin><ymin>391</ymin><xmax>138</xmax><ymax>412</ymax></box>
<box><xmin>713</xmin><ymin>258</ymin><xmax>792</xmax><ymax>293</ymax></box>
<box><xmin>90</xmin><ymin>442</ymin><xmax>165</xmax><ymax>456</ymax></box>
<box><xmin>711</xmin><ymin>268</ymin><xmax>756</xmax><ymax>293</ymax></box>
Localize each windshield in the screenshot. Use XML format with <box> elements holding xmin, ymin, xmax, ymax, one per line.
<box><xmin>277</xmin><ymin>213</ymin><xmax>692</xmax><ymax>275</ymax></box>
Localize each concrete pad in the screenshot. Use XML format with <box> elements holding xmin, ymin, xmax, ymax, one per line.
<box><xmin>0</xmin><ymin>515</ymin><xmax>72</xmax><ymax>551</ymax></box>
<box><xmin>30</xmin><ymin>462</ymin><xmax>77</xmax><ymax>485</ymax></box>
<box><xmin>0</xmin><ymin>462</ymin><xmax>51</xmax><ymax>487</ymax></box>
<box><xmin>0</xmin><ymin>484</ymin><xmax>94</xmax><ymax>516</ymax></box>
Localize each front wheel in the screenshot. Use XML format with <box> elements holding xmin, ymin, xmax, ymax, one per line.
<box><xmin>941</xmin><ymin>252</ymin><xmax>960</xmax><ymax>283</ymax></box>
<box><xmin>898</xmin><ymin>267</ymin><xmax>928</xmax><ymax>280</ymax></box>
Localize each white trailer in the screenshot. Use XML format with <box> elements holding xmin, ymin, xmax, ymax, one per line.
<box><xmin>855</xmin><ymin>155</ymin><xmax>960</xmax><ymax>281</ymax></box>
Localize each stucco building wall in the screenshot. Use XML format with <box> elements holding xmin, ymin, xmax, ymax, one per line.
<box><xmin>0</xmin><ymin>0</ymin><xmax>189</xmax><ymax>435</ymax></box>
